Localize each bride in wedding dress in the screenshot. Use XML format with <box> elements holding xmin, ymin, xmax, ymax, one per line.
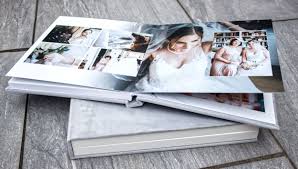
<box><xmin>135</xmin><ymin>25</ymin><xmax>209</xmax><ymax>91</ymax></box>
<box><xmin>134</xmin><ymin>24</ymin><xmax>261</xmax><ymax>92</ymax></box>
<box><xmin>210</xmin><ymin>38</ymin><xmax>243</xmax><ymax>76</ymax></box>
<box><xmin>242</xmin><ymin>40</ymin><xmax>269</xmax><ymax>68</ymax></box>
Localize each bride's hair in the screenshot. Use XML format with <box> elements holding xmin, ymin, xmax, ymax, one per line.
<box><xmin>166</xmin><ymin>24</ymin><xmax>204</xmax><ymax>42</ymax></box>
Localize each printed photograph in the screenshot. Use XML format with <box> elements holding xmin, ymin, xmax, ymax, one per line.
<box><xmin>93</xmin><ymin>30</ymin><xmax>151</xmax><ymax>53</ymax></box>
<box><xmin>188</xmin><ymin>93</ymin><xmax>265</xmax><ymax>112</ymax></box>
<box><xmin>133</xmin><ymin>23</ymin><xmax>209</xmax><ymax>91</ymax></box>
<box><xmin>24</xmin><ymin>42</ymin><xmax>89</xmax><ymax>68</ymax></box>
<box><xmin>43</xmin><ymin>25</ymin><xmax>102</xmax><ymax>46</ymax></box>
<box><xmin>210</xmin><ymin>31</ymin><xmax>272</xmax><ymax>76</ymax></box>
<box><xmin>10</xmin><ymin>19</ymin><xmax>284</xmax><ymax>93</ymax></box>
<box><xmin>130</xmin><ymin>20</ymin><xmax>284</xmax><ymax>92</ymax></box>
<box><xmin>89</xmin><ymin>48</ymin><xmax>145</xmax><ymax>77</ymax></box>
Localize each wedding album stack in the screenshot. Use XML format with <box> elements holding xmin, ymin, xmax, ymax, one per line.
<box><xmin>6</xmin><ymin>16</ymin><xmax>284</xmax><ymax>158</ymax></box>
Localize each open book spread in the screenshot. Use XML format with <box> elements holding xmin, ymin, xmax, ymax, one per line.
<box><xmin>5</xmin><ymin>16</ymin><xmax>280</xmax><ymax>129</ymax></box>
<box><xmin>7</xmin><ymin>16</ymin><xmax>284</xmax><ymax>93</ymax></box>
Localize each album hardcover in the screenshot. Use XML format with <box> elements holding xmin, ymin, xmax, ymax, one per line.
<box><xmin>67</xmin><ymin>99</ymin><xmax>259</xmax><ymax>159</ymax></box>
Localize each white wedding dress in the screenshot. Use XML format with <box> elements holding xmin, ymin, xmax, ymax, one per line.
<box><xmin>246</xmin><ymin>48</ymin><xmax>266</xmax><ymax>65</ymax></box>
<box><xmin>213</xmin><ymin>46</ymin><xmax>242</xmax><ymax>76</ymax></box>
<box><xmin>237</xmin><ymin>45</ymin><xmax>272</xmax><ymax>76</ymax></box>
<box><xmin>68</xmin><ymin>36</ymin><xmax>94</xmax><ymax>46</ymax></box>
<box><xmin>136</xmin><ymin>47</ymin><xmax>207</xmax><ymax>91</ymax></box>
<box><xmin>135</xmin><ymin>46</ymin><xmax>261</xmax><ymax>92</ymax></box>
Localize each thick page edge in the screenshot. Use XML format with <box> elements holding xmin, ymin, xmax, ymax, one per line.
<box><xmin>136</xmin><ymin>93</ymin><xmax>279</xmax><ymax>129</ymax></box>
<box><xmin>6</xmin><ymin>78</ymin><xmax>132</xmax><ymax>104</ymax></box>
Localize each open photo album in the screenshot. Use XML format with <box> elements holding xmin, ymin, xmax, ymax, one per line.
<box><xmin>7</xmin><ymin>16</ymin><xmax>284</xmax><ymax>93</ymax></box>
<box><xmin>6</xmin><ymin>16</ymin><xmax>280</xmax><ymax>129</ymax></box>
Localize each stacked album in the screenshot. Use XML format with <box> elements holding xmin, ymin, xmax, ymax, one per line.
<box><xmin>6</xmin><ymin>16</ymin><xmax>284</xmax><ymax>158</ymax></box>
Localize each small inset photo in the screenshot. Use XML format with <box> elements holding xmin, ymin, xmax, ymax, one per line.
<box><xmin>43</xmin><ymin>25</ymin><xmax>102</xmax><ymax>47</ymax></box>
<box><xmin>24</xmin><ymin>42</ymin><xmax>89</xmax><ymax>68</ymax></box>
<box><xmin>89</xmin><ymin>48</ymin><xmax>145</xmax><ymax>77</ymax></box>
<box><xmin>93</xmin><ymin>30</ymin><xmax>151</xmax><ymax>53</ymax></box>
<box><xmin>210</xmin><ymin>30</ymin><xmax>272</xmax><ymax>76</ymax></box>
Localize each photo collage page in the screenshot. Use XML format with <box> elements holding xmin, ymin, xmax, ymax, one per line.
<box><xmin>7</xmin><ymin>18</ymin><xmax>284</xmax><ymax>93</ymax></box>
<box><xmin>130</xmin><ymin>20</ymin><xmax>283</xmax><ymax>92</ymax></box>
<box><xmin>24</xmin><ymin>25</ymin><xmax>152</xmax><ymax>77</ymax></box>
